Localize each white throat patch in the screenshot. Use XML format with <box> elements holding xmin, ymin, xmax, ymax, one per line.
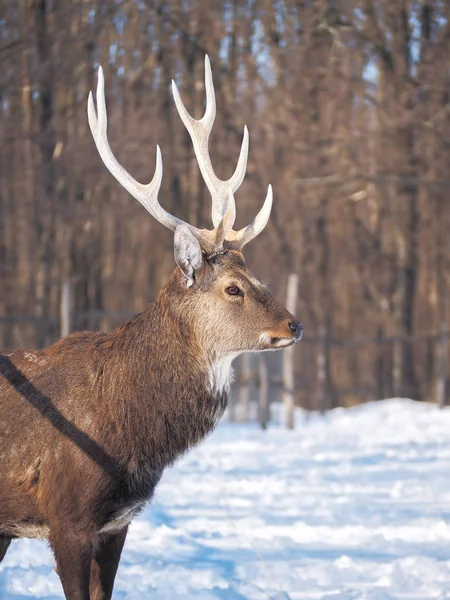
<box><xmin>209</xmin><ymin>353</ymin><xmax>240</xmax><ymax>395</ymax></box>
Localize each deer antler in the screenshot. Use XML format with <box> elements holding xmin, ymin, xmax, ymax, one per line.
<box><xmin>88</xmin><ymin>68</ymin><xmax>203</xmax><ymax>238</ymax></box>
<box><xmin>172</xmin><ymin>56</ymin><xmax>273</xmax><ymax>249</ymax></box>
<box><xmin>172</xmin><ymin>56</ymin><xmax>248</xmax><ymax>229</ymax></box>
<box><xmin>88</xmin><ymin>57</ymin><xmax>272</xmax><ymax>252</ymax></box>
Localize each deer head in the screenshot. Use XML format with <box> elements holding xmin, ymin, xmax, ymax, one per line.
<box><xmin>87</xmin><ymin>56</ymin><xmax>303</xmax><ymax>359</ymax></box>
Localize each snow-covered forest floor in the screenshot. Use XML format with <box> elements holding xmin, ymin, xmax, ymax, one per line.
<box><xmin>1</xmin><ymin>399</ymin><xmax>450</xmax><ymax>599</ymax></box>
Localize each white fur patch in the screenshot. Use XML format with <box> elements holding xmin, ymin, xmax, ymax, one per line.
<box><xmin>99</xmin><ymin>503</ymin><xmax>143</xmax><ymax>534</ymax></box>
<box><xmin>209</xmin><ymin>354</ymin><xmax>239</xmax><ymax>395</ymax></box>
<box><xmin>273</xmin><ymin>338</ymin><xmax>294</xmax><ymax>348</ymax></box>
<box><xmin>3</xmin><ymin>523</ymin><xmax>50</xmax><ymax>540</ymax></box>
<box><xmin>259</xmin><ymin>333</ymin><xmax>293</xmax><ymax>350</ymax></box>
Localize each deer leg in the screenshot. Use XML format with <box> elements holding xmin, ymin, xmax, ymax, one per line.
<box><xmin>89</xmin><ymin>526</ymin><xmax>128</xmax><ymax>600</ymax></box>
<box><xmin>0</xmin><ymin>536</ymin><xmax>11</xmax><ymax>562</ymax></box>
<box><xmin>51</xmin><ymin>532</ymin><xmax>92</xmax><ymax>600</ymax></box>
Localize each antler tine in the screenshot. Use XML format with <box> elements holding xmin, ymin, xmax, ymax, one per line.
<box><xmin>172</xmin><ymin>55</ymin><xmax>249</xmax><ymax>228</ymax></box>
<box><xmin>88</xmin><ymin>66</ymin><xmax>199</xmax><ymax>235</ymax></box>
<box><xmin>229</xmin><ymin>185</ymin><xmax>273</xmax><ymax>249</ymax></box>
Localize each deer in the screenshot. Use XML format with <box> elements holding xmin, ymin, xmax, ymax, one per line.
<box><xmin>0</xmin><ymin>56</ymin><xmax>302</xmax><ymax>600</ymax></box>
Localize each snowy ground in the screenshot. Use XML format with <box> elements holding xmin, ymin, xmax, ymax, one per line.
<box><xmin>1</xmin><ymin>399</ymin><xmax>450</xmax><ymax>599</ymax></box>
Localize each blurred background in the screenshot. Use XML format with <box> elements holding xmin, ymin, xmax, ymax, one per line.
<box><xmin>1</xmin><ymin>0</ymin><xmax>449</xmax><ymax>415</ymax></box>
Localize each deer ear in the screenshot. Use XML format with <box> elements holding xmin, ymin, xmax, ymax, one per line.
<box><xmin>174</xmin><ymin>225</ymin><xmax>204</xmax><ymax>287</ymax></box>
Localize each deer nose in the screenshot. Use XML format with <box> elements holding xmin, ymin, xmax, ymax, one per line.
<box><xmin>289</xmin><ymin>321</ymin><xmax>303</xmax><ymax>341</ymax></box>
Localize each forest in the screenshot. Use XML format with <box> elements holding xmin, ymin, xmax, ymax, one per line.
<box><xmin>0</xmin><ymin>0</ymin><xmax>449</xmax><ymax>409</ymax></box>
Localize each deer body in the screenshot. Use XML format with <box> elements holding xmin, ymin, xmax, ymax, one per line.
<box><xmin>0</xmin><ymin>58</ymin><xmax>302</xmax><ymax>599</ymax></box>
<box><xmin>0</xmin><ymin>274</ymin><xmax>228</xmax><ymax>541</ymax></box>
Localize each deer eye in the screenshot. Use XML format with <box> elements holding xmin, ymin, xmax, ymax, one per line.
<box><xmin>225</xmin><ymin>285</ymin><xmax>242</xmax><ymax>297</ymax></box>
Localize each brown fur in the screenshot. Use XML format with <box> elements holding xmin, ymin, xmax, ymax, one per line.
<box><xmin>0</xmin><ymin>250</ymin><xmax>299</xmax><ymax>599</ymax></box>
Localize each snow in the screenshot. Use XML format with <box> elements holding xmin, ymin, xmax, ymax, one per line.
<box><xmin>2</xmin><ymin>399</ymin><xmax>450</xmax><ymax>599</ymax></box>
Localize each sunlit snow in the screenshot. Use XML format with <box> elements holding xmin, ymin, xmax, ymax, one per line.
<box><xmin>1</xmin><ymin>399</ymin><xmax>450</xmax><ymax>599</ymax></box>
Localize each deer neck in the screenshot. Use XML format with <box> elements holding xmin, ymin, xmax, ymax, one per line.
<box><xmin>151</xmin><ymin>272</ymin><xmax>239</xmax><ymax>399</ymax></box>
<box><xmin>101</xmin><ymin>289</ymin><xmax>229</xmax><ymax>472</ymax></box>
